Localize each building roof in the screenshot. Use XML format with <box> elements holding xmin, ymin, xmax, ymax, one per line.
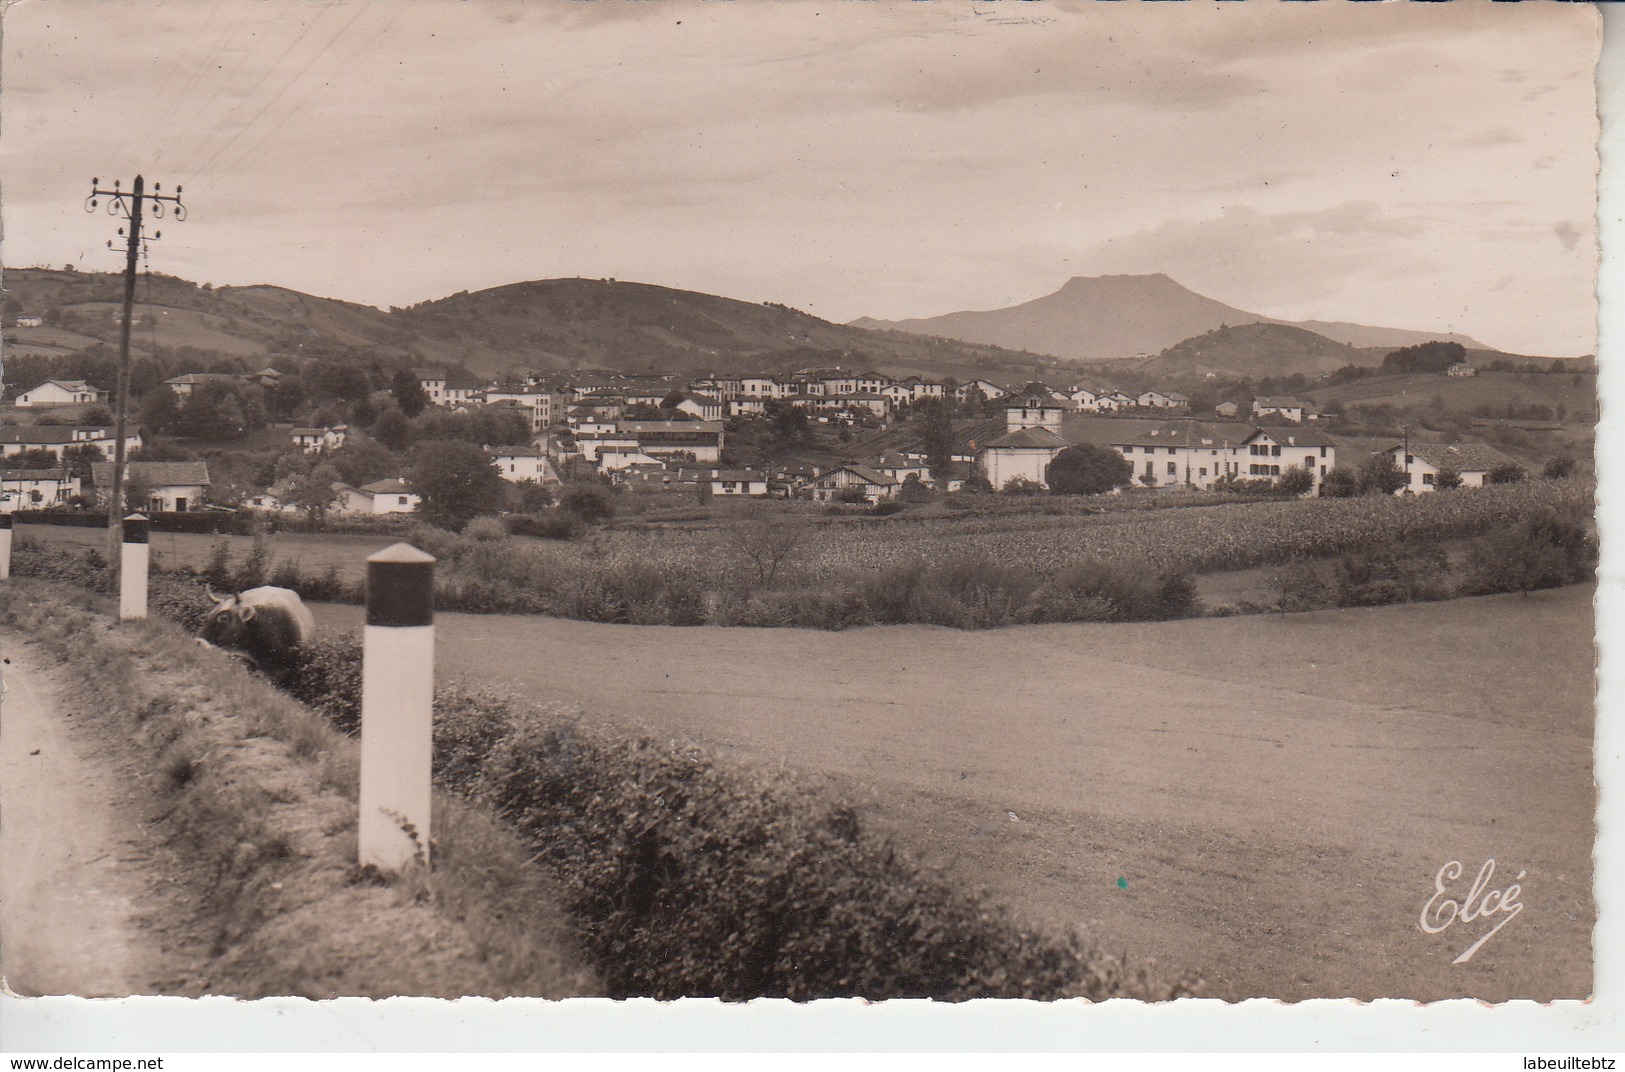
<box><xmin>708</xmin><ymin>469</ymin><xmax>767</xmax><ymax>483</ymax></box>
<box><xmin>985</xmin><ymin>426</ymin><xmax>1072</xmax><ymax>450</ymax></box>
<box><xmin>414</xmin><ymin>367</ymin><xmax>448</xmax><ymax>380</ymax></box>
<box><xmin>1244</xmin><ymin>427</ymin><xmax>1337</xmax><ymax>448</ymax></box>
<box><xmin>1</xmin><ymin>468</ymin><xmax>71</xmax><ymax>481</ymax></box>
<box><xmin>818</xmin><ymin>464</ymin><xmax>896</xmax><ymax>487</ymax></box>
<box><xmin>487</xmin><ymin>445</ymin><xmax>549</xmax><ymax>457</ymax></box>
<box><xmin>1254</xmin><ymin>396</ymin><xmax>1308</xmax><ymax>409</ymax></box>
<box><xmin>27</xmin><ymin>379</ymin><xmax>102</xmax><ymax>394</ymax></box>
<box><xmin>1124</xmin><ymin>421</ymin><xmax>1254</xmax><ymax>450</ymax></box>
<box><xmin>621</xmin><ymin>421</ymin><xmax>725</xmax><ymax>434</ymax></box>
<box><xmin>1390</xmin><ymin>441</ymin><xmax>1519</xmax><ymax>473</ymax></box>
<box><xmin>359</xmin><ymin>477</ymin><xmax>416</xmax><ymax>495</ymax></box>
<box><xmin>164</xmin><ymin>372</ymin><xmax>241</xmax><ymax>386</ymax></box>
<box><xmin>0</xmin><ymin>426</ymin><xmax>116</xmax><ymax>445</ymax></box>
<box><xmin>289</xmin><ymin>426</ymin><xmax>340</xmax><ymax>437</ymax></box>
<box><xmin>91</xmin><ymin>461</ymin><xmax>211</xmax><ymax>487</ymax></box>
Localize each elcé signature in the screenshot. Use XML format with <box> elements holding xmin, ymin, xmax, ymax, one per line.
<box><xmin>1419</xmin><ymin>858</ymin><xmax>1525</xmax><ymax>964</ymax></box>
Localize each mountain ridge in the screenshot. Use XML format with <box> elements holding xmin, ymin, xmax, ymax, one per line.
<box><xmin>852</xmin><ymin>274</ymin><xmax>1487</xmax><ymax>361</ymax></box>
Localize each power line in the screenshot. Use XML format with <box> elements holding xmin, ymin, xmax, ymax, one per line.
<box><xmin>151</xmin><ymin>7</ymin><xmax>316</xmax><ymax>176</ymax></box>
<box><xmin>197</xmin><ymin>2</ymin><xmax>406</xmax><ymax>184</ymax></box>
<box><xmin>113</xmin><ymin>1</ymin><xmax>258</xmax><ymax>176</ymax></box>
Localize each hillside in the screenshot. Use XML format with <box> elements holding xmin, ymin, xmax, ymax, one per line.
<box><xmin>1138</xmin><ymin>322</ymin><xmax>1369</xmax><ymax>379</ymax></box>
<box><xmin>853</xmin><ymin>274</ymin><xmax>1487</xmax><ymax>361</ymax></box>
<box><xmin>1</xmin><ymin>268</ymin><xmax>1070</xmax><ymax>384</ymax></box>
<box><xmin>1309</xmin><ymin>368</ymin><xmax>1598</xmax><ymax>421</ymax></box>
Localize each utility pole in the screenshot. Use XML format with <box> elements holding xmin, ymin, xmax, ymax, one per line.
<box><xmin>85</xmin><ymin>176</ymin><xmax>186</xmax><ymax>567</ymax></box>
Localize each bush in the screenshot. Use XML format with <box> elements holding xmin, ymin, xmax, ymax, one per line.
<box><xmin>1276</xmin><ymin>466</ymin><xmax>1315</xmax><ymax>497</ymax></box>
<box><xmin>462</xmin><ymin>515</ymin><xmax>508</xmax><ymax>542</ymax></box>
<box><xmin>1024</xmin><ymin>560</ymin><xmax>1199</xmax><ymax>623</ymax></box>
<box><xmin>1461</xmin><ymin>513</ymin><xmax>1595</xmax><ymax>596</ymax></box>
<box><xmin>405</xmin><ymin>522</ymin><xmax>472</xmax><ymax>563</ymax></box>
<box><xmin>1001</xmin><ymin>476</ymin><xmax>1046</xmax><ymax>496</ymax></box>
<box><xmin>281</xmin><ymin>634</ymin><xmax>364</xmax><ymax>734</ymax></box>
<box><xmin>870</xmin><ymin>501</ymin><xmax>905</xmax><ymax>516</ymax></box>
<box><xmin>1270</xmin><ymin>559</ymin><xmax>1334</xmax><ymax>613</ymax></box>
<box><xmin>1544</xmin><ymin>456</ymin><xmax>1577</xmax><ymax>480</ymax></box>
<box><xmin>1486</xmin><ymin>463</ymin><xmax>1526</xmax><ymax>485</ymax></box>
<box><xmin>1333</xmin><ymin>543</ymin><xmax>1452</xmax><ymax>607</ymax></box>
<box><xmin>559</xmin><ymin>484</ymin><xmax>614</xmax><ymax>524</ymax></box>
<box><xmin>428</xmin><ymin>692</ymin><xmax>1201</xmax><ymax>1001</ymax></box>
<box><xmin>505</xmin><ymin>512</ymin><xmax>580</xmax><ymax>540</ymax></box>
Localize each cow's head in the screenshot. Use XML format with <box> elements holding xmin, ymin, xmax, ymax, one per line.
<box><xmin>199</xmin><ymin>587</ymin><xmax>257</xmax><ymax>646</ymax></box>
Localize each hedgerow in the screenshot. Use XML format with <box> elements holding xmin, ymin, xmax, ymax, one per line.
<box><xmin>424</xmin><ymin>687</ymin><xmax>1204</xmax><ymax>1001</ymax></box>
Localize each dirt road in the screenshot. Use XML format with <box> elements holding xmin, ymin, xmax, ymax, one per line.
<box><xmin>1</xmin><ymin>638</ymin><xmax>204</xmax><ymax>996</ymax></box>
<box><xmin>314</xmin><ymin>585</ymin><xmax>1595</xmax><ymax>1001</ymax></box>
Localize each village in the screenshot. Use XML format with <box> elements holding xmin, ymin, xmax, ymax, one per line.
<box><xmin>0</xmin><ymin>352</ymin><xmax>1544</xmax><ymax>521</ymax></box>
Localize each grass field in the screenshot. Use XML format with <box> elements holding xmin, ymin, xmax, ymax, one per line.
<box><xmin>311</xmin><ymin>586</ymin><xmax>1595</xmax><ymax>1001</ymax></box>
<box><xmin>17</xmin><ymin>525</ymin><xmax>397</xmax><ymax>582</ymax></box>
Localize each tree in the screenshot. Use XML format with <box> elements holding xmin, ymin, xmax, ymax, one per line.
<box><xmin>1486</xmin><ymin>463</ymin><xmax>1526</xmax><ymax>485</ymax></box>
<box><xmin>1433</xmin><ymin>467</ymin><xmax>1463</xmax><ymax>491</ymax></box>
<box><xmin>1358</xmin><ymin>454</ymin><xmax>1408</xmax><ymax>496</ymax></box>
<box><xmin>1276</xmin><ymin>465</ymin><xmax>1316</xmax><ymax>497</ymax></box>
<box><xmin>724</xmin><ymin>501</ymin><xmax>808</xmax><ymax>585</ymax></box>
<box><xmin>764</xmin><ymin>400</ymin><xmax>812</xmax><ymax>455</ymax></box>
<box><xmin>916</xmin><ymin>398</ymin><xmax>955</xmax><ymax>481</ymax></box>
<box><xmin>371</xmin><ymin>407</ymin><xmax>414</xmax><ymax>452</ymax></box>
<box><xmin>390</xmin><ymin>370</ymin><xmax>429</xmax><ymax>418</ymax></box>
<box><xmin>410</xmin><ymin>439</ymin><xmax>507</xmax><ymax>530</ymax></box>
<box><xmin>5</xmin><ymin>448</ymin><xmax>62</xmax><ymax>470</ymax></box>
<box><xmin>558</xmin><ymin>483</ymin><xmax>614</xmax><ymax>524</ymax></box>
<box><xmin>1046</xmin><ymin>444</ymin><xmax>1132</xmax><ymax>496</ymax></box>
<box><xmin>1320</xmin><ymin>467</ymin><xmax>1361</xmax><ymax>498</ymax></box>
<box><xmin>1544</xmin><ymin>455</ymin><xmax>1577</xmax><ymax>480</ymax></box>
<box><xmin>280</xmin><ymin>462</ymin><xmax>344</xmax><ymax>528</ymax></box>
<box><xmin>505</xmin><ymin>478</ymin><xmax>556</xmax><ymax>513</ymax></box>
<box><xmin>1002</xmin><ymin>476</ymin><xmax>1047</xmax><ymax>496</ymax></box>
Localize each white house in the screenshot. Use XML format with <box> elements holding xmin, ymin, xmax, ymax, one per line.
<box><xmin>619</xmin><ymin>420</ymin><xmax>725</xmax><ymax>464</ymax></box>
<box><xmin>1003</xmin><ymin>396</ymin><xmax>1066</xmax><ymax>435</ymax></box>
<box><xmin>671</xmin><ymin>395</ymin><xmax>725</xmax><ymax>422</ymax></box>
<box><xmin>1384</xmin><ymin>442</ymin><xmax>1519</xmax><ymax>494</ymax></box>
<box><xmin>14</xmin><ymin>379</ymin><xmax>108</xmax><ymax>407</ymax></box>
<box><xmin>0</xmin><ymin>425</ymin><xmax>140</xmax><ymax>462</ymax></box>
<box><xmin>487</xmin><ymin>446</ymin><xmax>563</xmax><ymax>484</ymax></box>
<box><xmin>982</xmin><ymin>426</ymin><xmax>1072</xmax><ymax>488</ymax></box>
<box><xmin>697</xmin><ymin>468</ymin><xmax>769</xmax><ymax>496</ymax></box>
<box><xmin>14</xmin><ymin>315</ymin><xmax>44</xmax><ymax>328</ymax></box>
<box><xmin>873</xmin><ymin>453</ymin><xmax>931</xmax><ymax>487</ymax></box>
<box><xmin>1239</xmin><ymin>427</ymin><xmax>1337</xmax><ymax>492</ymax></box>
<box><xmin>1093</xmin><ymin>390</ymin><xmax>1136</xmax><ymax>413</ymax></box>
<box><xmin>1447</xmin><ymin>363</ymin><xmax>1478</xmax><ymax>378</ymax></box>
<box><xmin>290</xmin><ymin>424</ymin><xmax>348</xmax><ymax>453</ymax></box>
<box><xmin>1112</xmin><ymin>421</ymin><xmax>1251</xmax><ymax>490</ymax></box>
<box><xmin>341</xmin><ymin>477</ymin><xmax>420</xmax><ymax>514</ymax></box>
<box><xmin>952</xmin><ymin>379</ymin><xmax>1005</xmax><ymax>404</ymax></box>
<box><xmin>1068</xmin><ymin>386</ymin><xmax>1101</xmax><ymax>411</ymax></box>
<box><xmin>1137</xmin><ymin>390</ymin><xmax>1189</xmax><ymax>410</ymax></box>
<box><xmin>415</xmin><ymin>368</ymin><xmax>448</xmax><ymax>404</ymax></box>
<box><xmin>91</xmin><ymin>461</ymin><xmax>210</xmax><ymax>513</ymax></box>
<box><xmin>0</xmin><ymin>468</ymin><xmax>81</xmax><ymax>512</ymax></box>
<box><xmin>164</xmin><ymin>372</ymin><xmax>243</xmax><ymax>399</ymax></box>
<box><xmin>1252</xmin><ymin>396</ymin><xmax>1309</xmax><ymax>423</ymax></box>
<box><xmin>808</xmin><ymin>464</ymin><xmax>898</xmax><ymax>503</ymax></box>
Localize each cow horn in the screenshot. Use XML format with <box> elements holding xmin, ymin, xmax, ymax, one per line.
<box><xmin>204</xmin><ymin>584</ymin><xmax>224</xmax><ymax>603</ymax></box>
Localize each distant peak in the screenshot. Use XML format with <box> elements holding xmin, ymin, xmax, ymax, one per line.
<box><xmin>1060</xmin><ymin>272</ymin><xmax>1178</xmax><ymax>289</ymax></box>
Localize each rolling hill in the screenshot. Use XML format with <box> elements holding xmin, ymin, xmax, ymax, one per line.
<box><xmin>0</xmin><ymin>268</ymin><xmax>1071</xmax><ymax>383</ymax></box>
<box><xmin>852</xmin><ymin>274</ymin><xmax>1486</xmax><ymax>361</ymax></box>
<box><xmin>1137</xmin><ymin>322</ymin><xmax>1369</xmax><ymax>379</ymax></box>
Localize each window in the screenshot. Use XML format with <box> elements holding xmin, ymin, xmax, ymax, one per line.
<box><xmin>1199</xmin><ymin>467</ymin><xmax>1207</xmax><ymax>477</ymax></box>
<box><xmin>1167</xmin><ymin>462</ymin><xmax>1177</xmax><ymax>475</ymax></box>
<box><xmin>1167</xmin><ymin>447</ymin><xmax>1176</xmax><ymax>455</ymax></box>
<box><xmin>1320</xmin><ymin>447</ymin><xmax>1328</xmax><ymax>458</ymax></box>
<box><xmin>1272</xmin><ymin>445</ymin><xmax>1282</xmax><ymax>456</ymax></box>
<box><xmin>1422</xmin><ymin>473</ymin><xmax>1435</xmax><ymax>485</ymax></box>
<box><xmin>398</xmin><ymin>496</ymin><xmax>408</xmax><ymax>505</ymax></box>
<box><xmin>1306</xmin><ymin>456</ymin><xmax>1315</xmax><ymax>468</ymax></box>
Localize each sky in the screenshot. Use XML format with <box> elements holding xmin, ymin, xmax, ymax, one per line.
<box><xmin>0</xmin><ymin>0</ymin><xmax>1603</xmax><ymax>357</ymax></box>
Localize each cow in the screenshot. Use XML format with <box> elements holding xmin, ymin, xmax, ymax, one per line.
<box><xmin>198</xmin><ymin>585</ymin><xmax>316</xmax><ymax>679</ymax></box>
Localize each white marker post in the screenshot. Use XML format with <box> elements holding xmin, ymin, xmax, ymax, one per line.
<box><xmin>0</xmin><ymin>513</ymin><xmax>12</xmax><ymax>582</ymax></box>
<box><xmin>118</xmin><ymin>513</ymin><xmax>149</xmax><ymax>621</ymax></box>
<box><xmin>358</xmin><ymin>542</ymin><xmax>436</xmax><ymax>872</ymax></box>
